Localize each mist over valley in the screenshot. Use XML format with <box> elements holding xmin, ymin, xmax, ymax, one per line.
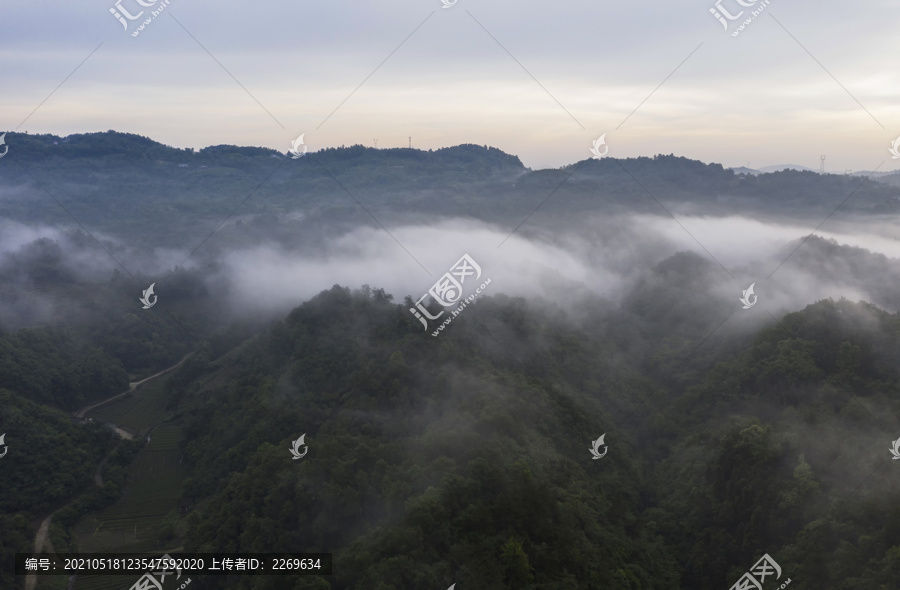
<box><xmin>4</xmin><ymin>1</ymin><xmax>900</xmax><ymax>587</ymax></box>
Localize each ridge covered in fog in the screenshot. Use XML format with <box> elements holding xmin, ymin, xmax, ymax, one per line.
<box><xmin>1</xmin><ymin>131</ymin><xmax>900</xmax><ymax>332</ymax></box>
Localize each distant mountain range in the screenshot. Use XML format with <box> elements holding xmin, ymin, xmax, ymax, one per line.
<box><xmin>2</xmin><ymin>131</ymin><xmax>900</xmax><ymax>253</ymax></box>
<box><xmin>730</xmin><ymin>163</ymin><xmax>900</xmax><ymax>178</ymax></box>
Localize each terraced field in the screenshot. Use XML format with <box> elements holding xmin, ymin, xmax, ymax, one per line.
<box><xmin>86</xmin><ymin>377</ymin><xmax>173</xmax><ymax>436</ymax></box>
<box><xmin>72</xmin><ymin>424</ymin><xmax>188</xmax><ymax>590</ymax></box>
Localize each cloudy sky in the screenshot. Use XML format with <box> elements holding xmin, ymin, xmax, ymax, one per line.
<box><xmin>2</xmin><ymin>0</ymin><xmax>899</xmax><ymax>171</ymax></box>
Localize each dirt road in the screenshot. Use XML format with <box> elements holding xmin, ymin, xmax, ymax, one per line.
<box><xmin>25</xmin><ymin>353</ymin><xmax>193</xmax><ymax>590</ymax></box>
<box><xmin>75</xmin><ymin>353</ymin><xmax>192</xmax><ymax>419</ymax></box>
<box><xmin>25</xmin><ymin>513</ymin><xmax>56</xmax><ymax>590</ymax></box>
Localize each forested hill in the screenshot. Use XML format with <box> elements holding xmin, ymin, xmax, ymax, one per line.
<box><xmin>165</xmin><ymin>258</ymin><xmax>900</xmax><ymax>588</ymax></box>
<box><xmin>2</xmin><ymin>131</ymin><xmax>899</xmax><ymax>249</ymax></box>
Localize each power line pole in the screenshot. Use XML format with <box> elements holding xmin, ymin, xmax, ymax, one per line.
<box><xmin>409</xmin><ymin>137</ymin><xmax>411</xmax><ymax>149</ymax></box>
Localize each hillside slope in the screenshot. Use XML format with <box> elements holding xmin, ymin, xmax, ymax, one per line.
<box><xmin>166</xmin><ymin>264</ymin><xmax>900</xmax><ymax>589</ymax></box>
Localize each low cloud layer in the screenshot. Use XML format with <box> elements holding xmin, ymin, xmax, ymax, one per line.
<box><xmin>2</xmin><ymin>211</ymin><xmax>898</xmax><ymax>332</ymax></box>
<box><xmin>212</xmin><ymin>213</ymin><xmax>900</xmax><ymax>319</ymax></box>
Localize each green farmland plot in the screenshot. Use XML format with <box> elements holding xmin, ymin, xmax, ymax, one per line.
<box><xmin>87</xmin><ymin>378</ymin><xmax>173</xmax><ymax>435</ymax></box>
<box><xmin>74</xmin><ymin>423</ymin><xmax>188</xmax><ymax>560</ymax></box>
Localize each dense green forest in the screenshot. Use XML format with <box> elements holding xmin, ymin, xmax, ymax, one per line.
<box><xmin>3</xmin><ymin>248</ymin><xmax>900</xmax><ymax>588</ymax></box>
<box><xmin>154</xmin><ymin>256</ymin><xmax>897</xmax><ymax>588</ymax></box>
<box><xmin>0</xmin><ymin>388</ymin><xmax>146</xmax><ymax>589</ymax></box>
<box><xmin>0</xmin><ymin>232</ymin><xmax>221</xmax><ymax>369</ymax></box>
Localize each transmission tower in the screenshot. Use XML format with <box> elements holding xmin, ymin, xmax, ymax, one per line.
<box><xmin>819</xmin><ymin>155</ymin><xmax>826</xmax><ymax>173</ymax></box>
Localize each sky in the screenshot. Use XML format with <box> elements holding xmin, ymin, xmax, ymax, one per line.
<box><xmin>2</xmin><ymin>0</ymin><xmax>899</xmax><ymax>171</ymax></box>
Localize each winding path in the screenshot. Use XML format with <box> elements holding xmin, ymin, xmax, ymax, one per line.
<box><xmin>24</xmin><ymin>353</ymin><xmax>193</xmax><ymax>590</ymax></box>
<box><xmin>25</xmin><ymin>510</ymin><xmax>60</xmax><ymax>590</ymax></box>
<box><xmin>33</xmin><ymin>513</ymin><xmax>56</xmax><ymax>555</ymax></box>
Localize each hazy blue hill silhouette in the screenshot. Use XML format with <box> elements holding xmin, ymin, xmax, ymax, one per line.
<box><xmin>2</xmin><ymin>131</ymin><xmax>899</xmax><ymax>249</ymax></box>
